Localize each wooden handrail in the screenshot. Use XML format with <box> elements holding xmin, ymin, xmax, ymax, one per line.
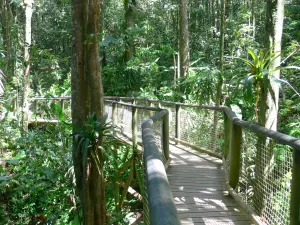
<box><xmin>142</xmin><ymin>111</ymin><xmax>179</xmax><ymax>225</ymax></box>
<box><xmin>30</xmin><ymin>96</ymin><xmax>300</xmax><ymax>225</ymax></box>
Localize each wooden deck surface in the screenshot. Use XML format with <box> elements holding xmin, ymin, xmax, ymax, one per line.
<box><xmin>167</xmin><ymin>143</ymin><xmax>254</xmax><ymax>225</ymax></box>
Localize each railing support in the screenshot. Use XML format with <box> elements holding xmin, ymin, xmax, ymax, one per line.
<box><xmin>33</xmin><ymin>99</ymin><xmax>37</xmax><ymax>115</ymax></box>
<box><xmin>142</xmin><ymin>119</ymin><xmax>180</xmax><ymax>225</ymax></box>
<box><xmin>163</xmin><ymin>111</ymin><xmax>170</xmax><ymax>160</ymax></box>
<box><xmin>175</xmin><ymin>104</ymin><xmax>181</xmax><ymax>144</ymax></box>
<box><xmin>290</xmin><ymin>150</ymin><xmax>300</xmax><ymax>225</ymax></box>
<box><xmin>112</xmin><ymin>102</ymin><xmax>117</xmax><ymax>135</ymax></box>
<box><xmin>223</xmin><ymin>112</ymin><xmax>231</xmax><ymax>159</ymax></box>
<box><xmin>60</xmin><ymin>99</ymin><xmax>64</xmax><ymax>112</ymax></box>
<box><xmin>229</xmin><ymin>122</ymin><xmax>242</xmax><ymax>189</ymax></box>
<box><xmin>132</xmin><ymin>106</ymin><xmax>137</xmax><ymax>150</ymax></box>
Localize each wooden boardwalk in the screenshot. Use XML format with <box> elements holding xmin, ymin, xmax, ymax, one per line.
<box><xmin>167</xmin><ymin>143</ymin><xmax>254</xmax><ymax>225</ymax></box>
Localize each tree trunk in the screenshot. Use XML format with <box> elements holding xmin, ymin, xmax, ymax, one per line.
<box><xmin>71</xmin><ymin>0</ymin><xmax>106</xmax><ymax>224</ymax></box>
<box><xmin>22</xmin><ymin>0</ymin><xmax>33</xmax><ymax>131</ymax></box>
<box><xmin>251</xmin><ymin>0</ymin><xmax>256</xmax><ymax>39</ymax></box>
<box><xmin>0</xmin><ymin>0</ymin><xmax>14</xmax><ymax>79</ymax></box>
<box><xmin>211</xmin><ymin>0</ymin><xmax>226</xmax><ymax>152</ymax></box>
<box><xmin>179</xmin><ymin>0</ymin><xmax>190</xmax><ymax>77</ymax></box>
<box><xmin>263</xmin><ymin>0</ymin><xmax>284</xmax><ymax>131</ymax></box>
<box><xmin>124</xmin><ymin>0</ymin><xmax>136</xmax><ymax>62</ymax></box>
<box><xmin>254</xmin><ymin>0</ymin><xmax>285</xmax><ymax>216</ymax></box>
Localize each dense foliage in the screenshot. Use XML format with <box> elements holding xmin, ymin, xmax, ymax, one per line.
<box><xmin>0</xmin><ymin>0</ymin><xmax>299</xmax><ymax>224</ymax></box>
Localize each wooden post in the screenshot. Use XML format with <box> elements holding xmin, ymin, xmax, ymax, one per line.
<box><xmin>223</xmin><ymin>112</ymin><xmax>231</xmax><ymax>159</ymax></box>
<box><xmin>163</xmin><ymin>111</ymin><xmax>170</xmax><ymax>160</ymax></box>
<box><xmin>132</xmin><ymin>106</ymin><xmax>137</xmax><ymax>150</ymax></box>
<box><xmin>175</xmin><ymin>104</ymin><xmax>181</xmax><ymax>144</ymax></box>
<box><xmin>290</xmin><ymin>149</ymin><xmax>300</xmax><ymax>225</ymax></box>
<box><xmin>60</xmin><ymin>99</ymin><xmax>64</xmax><ymax>113</ymax></box>
<box><xmin>229</xmin><ymin>122</ymin><xmax>242</xmax><ymax>189</ymax></box>
<box><xmin>34</xmin><ymin>99</ymin><xmax>37</xmax><ymax>116</ymax></box>
<box><xmin>112</xmin><ymin>102</ymin><xmax>117</xmax><ymax>135</ymax></box>
<box><xmin>13</xmin><ymin>98</ymin><xmax>17</xmax><ymax>116</ymax></box>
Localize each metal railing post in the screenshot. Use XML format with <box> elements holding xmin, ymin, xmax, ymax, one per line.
<box><xmin>175</xmin><ymin>104</ymin><xmax>181</xmax><ymax>144</ymax></box>
<box><xmin>229</xmin><ymin>122</ymin><xmax>242</xmax><ymax>189</ymax></box>
<box><xmin>132</xmin><ymin>106</ymin><xmax>137</xmax><ymax>150</ymax></box>
<box><xmin>163</xmin><ymin>111</ymin><xmax>170</xmax><ymax>160</ymax></box>
<box><xmin>290</xmin><ymin>150</ymin><xmax>300</xmax><ymax>225</ymax></box>
<box><xmin>112</xmin><ymin>102</ymin><xmax>117</xmax><ymax>135</ymax></box>
<box><xmin>223</xmin><ymin>112</ymin><xmax>231</xmax><ymax>159</ymax></box>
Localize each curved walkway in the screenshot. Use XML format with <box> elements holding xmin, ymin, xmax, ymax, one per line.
<box><xmin>167</xmin><ymin>143</ymin><xmax>254</xmax><ymax>225</ymax></box>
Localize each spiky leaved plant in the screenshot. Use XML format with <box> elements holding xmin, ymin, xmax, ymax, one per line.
<box><xmin>238</xmin><ymin>48</ymin><xmax>280</xmax><ymax>120</ymax></box>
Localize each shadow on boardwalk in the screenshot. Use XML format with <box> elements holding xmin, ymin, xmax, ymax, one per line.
<box><xmin>167</xmin><ymin>143</ymin><xmax>254</xmax><ymax>225</ymax></box>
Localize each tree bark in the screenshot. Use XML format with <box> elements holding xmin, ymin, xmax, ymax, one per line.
<box><xmin>254</xmin><ymin>0</ymin><xmax>285</xmax><ymax>216</ymax></box>
<box><xmin>179</xmin><ymin>0</ymin><xmax>190</xmax><ymax>77</ymax></box>
<box><xmin>124</xmin><ymin>0</ymin><xmax>136</xmax><ymax>62</ymax></box>
<box><xmin>0</xmin><ymin>0</ymin><xmax>14</xmax><ymax>79</ymax></box>
<box><xmin>262</xmin><ymin>0</ymin><xmax>284</xmax><ymax>131</ymax></box>
<box><xmin>211</xmin><ymin>0</ymin><xmax>226</xmax><ymax>152</ymax></box>
<box><xmin>22</xmin><ymin>0</ymin><xmax>33</xmax><ymax>131</ymax></box>
<box><xmin>251</xmin><ymin>0</ymin><xmax>256</xmax><ymax>39</ymax></box>
<box><xmin>71</xmin><ymin>0</ymin><xmax>106</xmax><ymax>224</ymax></box>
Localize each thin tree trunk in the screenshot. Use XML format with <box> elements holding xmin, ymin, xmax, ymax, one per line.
<box><xmin>251</xmin><ymin>0</ymin><xmax>255</xmax><ymax>38</ymax></box>
<box><xmin>124</xmin><ymin>0</ymin><xmax>136</xmax><ymax>62</ymax></box>
<box><xmin>22</xmin><ymin>0</ymin><xmax>33</xmax><ymax>131</ymax></box>
<box><xmin>179</xmin><ymin>0</ymin><xmax>190</xmax><ymax>77</ymax></box>
<box><xmin>216</xmin><ymin>0</ymin><xmax>220</xmax><ymax>32</ymax></box>
<box><xmin>0</xmin><ymin>0</ymin><xmax>14</xmax><ymax>79</ymax></box>
<box><xmin>211</xmin><ymin>0</ymin><xmax>226</xmax><ymax>152</ymax></box>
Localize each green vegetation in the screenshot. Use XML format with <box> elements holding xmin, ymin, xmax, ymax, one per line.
<box><xmin>0</xmin><ymin>0</ymin><xmax>299</xmax><ymax>224</ymax></box>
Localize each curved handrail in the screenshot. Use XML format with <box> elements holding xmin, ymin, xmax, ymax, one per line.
<box><xmin>222</xmin><ymin>107</ymin><xmax>300</xmax><ymax>151</ymax></box>
<box><xmin>104</xmin><ymin>96</ymin><xmax>300</xmax><ymax>152</ymax></box>
<box><xmin>29</xmin><ymin>95</ymin><xmax>300</xmax><ymax>151</ymax></box>
<box><xmin>30</xmin><ymin>96</ymin><xmax>300</xmax><ymax>225</ymax></box>
<box><xmin>105</xmin><ymin>100</ymin><xmax>179</xmax><ymax>224</ymax></box>
<box><xmin>142</xmin><ymin>110</ymin><xmax>180</xmax><ymax>225</ymax></box>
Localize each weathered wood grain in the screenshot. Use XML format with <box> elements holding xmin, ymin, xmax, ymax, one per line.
<box><xmin>167</xmin><ymin>144</ymin><xmax>254</xmax><ymax>225</ymax></box>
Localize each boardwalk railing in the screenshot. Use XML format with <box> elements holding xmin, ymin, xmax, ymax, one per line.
<box><xmin>30</xmin><ymin>96</ymin><xmax>300</xmax><ymax>225</ymax></box>
<box><xmin>30</xmin><ymin>96</ymin><xmax>180</xmax><ymax>225</ymax></box>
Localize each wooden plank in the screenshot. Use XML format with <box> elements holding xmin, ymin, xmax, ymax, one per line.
<box><xmin>172</xmin><ymin>193</ymin><xmax>231</xmax><ymax>198</ymax></box>
<box><xmin>174</xmin><ymin>201</ymin><xmax>239</xmax><ymax>207</ymax></box>
<box><xmin>168</xmin><ymin>144</ymin><xmax>253</xmax><ymax>225</ymax></box>
<box><xmin>181</xmin><ymin>220</ymin><xmax>254</xmax><ymax>225</ymax></box>
<box><xmin>178</xmin><ymin>211</ymin><xmax>247</xmax><ymax>218</ymax></box>
<box><xmin>173</xmin><ymin>196</ymin><xmax>239</xmax><ymax>205</ymax></box>
<box><xmin>168</xmin><ymin>181</ymin><xmax>226</xmax><ymax>186</ymax></box>
<box><xmin>176</xmin><ymin>206</ymin><xmax>245</xmax><ymax>213</ymax></box>
<box><xmin>179</xmin><ymin>216</ymin><xmax>251</xmax><ymax>222</ymax></box>
<box><xmin>171</xmin><ymin>188</ymin><xmax>227</xmax><ymax>193</ymax></box>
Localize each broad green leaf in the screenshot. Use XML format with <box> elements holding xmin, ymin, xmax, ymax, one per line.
<box><xmin>0</xmin><ymin>176</ymin><xmax>11</xmax><ymax>181</ymax></box>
